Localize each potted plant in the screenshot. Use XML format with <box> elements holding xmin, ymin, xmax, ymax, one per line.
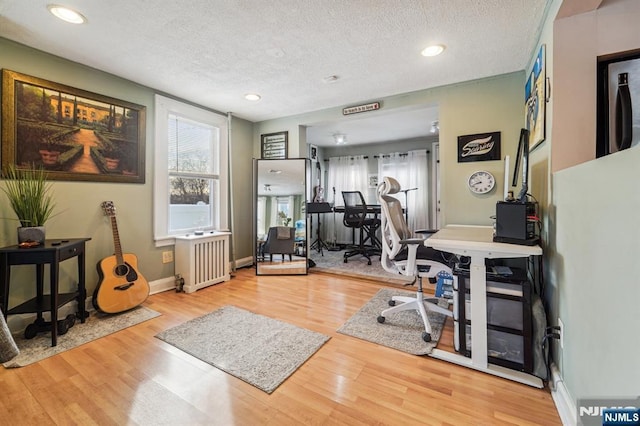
<box><xmin>2</xmin><ymin>165</ymin><xmax>56</xmax><ymax>245</ymax></box>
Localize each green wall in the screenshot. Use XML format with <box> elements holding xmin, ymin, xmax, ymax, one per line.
<box><xmin>548</xmin><ymin>0</ymin><xmax>640</xmax><ymax>408</ymax></box>
<box><xmin>0</xmin><ymin>38</ymin><xmax>254</xmax><ymax>309</ymax></box>
<box><xmin>254</xmin><ymin>72</ymin><xmax>526</xmax><ymax>227</ymax></box>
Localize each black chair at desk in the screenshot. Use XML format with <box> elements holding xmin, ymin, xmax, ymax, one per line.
<box><xmin>341</xmin><ymin>191</ymin><xmax>381</xmax><ymax>265</ymax></box>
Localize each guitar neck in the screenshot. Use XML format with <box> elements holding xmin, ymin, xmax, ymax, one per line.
<box><xmin>110</xmin><ymin>216</ymin><xmax>125</xmax><ymax>265</ymax></box>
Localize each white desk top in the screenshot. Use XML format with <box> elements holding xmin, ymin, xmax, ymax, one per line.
<box><xmin>424</xmin><ymin>225</ymin><xmax>541</xmax><ymax>259</ymax></box>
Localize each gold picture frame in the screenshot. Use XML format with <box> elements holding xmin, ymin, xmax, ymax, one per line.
<box><xmin>1</xmin><ymin>69</ymin><xmax>145</xmax><ymax>183</ymax></box>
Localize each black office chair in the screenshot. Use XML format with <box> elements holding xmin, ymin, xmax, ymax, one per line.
<box><xmin>376</xmin><ymin>177</ymin><xmax>453</xmax><ymax>342</ymax></box>
<box><xmin>341</xmin><ymin>191</ymin><xmax>381</xmax><ymax>265</ymax></box>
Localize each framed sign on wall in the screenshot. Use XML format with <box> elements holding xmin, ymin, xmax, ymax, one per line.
<box><xmin>261</xmin><ymin>131</ymin><xmax>288</xmax><ymax>159</ymax></box>
<box><xmin>457</xmin><ymin>131</ymin><xmax>501</xmax><ymax>162</ymax></box>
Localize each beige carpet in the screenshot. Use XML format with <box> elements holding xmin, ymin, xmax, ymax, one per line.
<box><xmin>155</xmin><ymin>305</ymin><xmax>330</xmax><ymax>394</ymax></box>
<box><xmin>338</xmin><ymin>288</ymin><xmax>448</xmax><ymax>355</ymax></box>
<box><xmin>3</xmin><ymin>306</ymin><xmax>160</xmax><ymax>368</ymax></box>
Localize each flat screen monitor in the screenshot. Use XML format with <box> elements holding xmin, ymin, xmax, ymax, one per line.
<box><xmin>512</xmin><ymin>128</ymin><xmax>530</xmax><ymax>202</ymax></box>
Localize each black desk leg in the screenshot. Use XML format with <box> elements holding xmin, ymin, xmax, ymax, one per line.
<box><xmin>50</xmin><ymin>257</ymin><xmax>59</xmax><ymax>346</ymax></box>
<box><xmin>77</xmin><ymin>251</ymin><xmax>87</xmax><ymax>323</ymax></box>
<box><xmin>1</xmin><ymin>254</ymin><xmax>8</xmax><ymax>318</ymax></box>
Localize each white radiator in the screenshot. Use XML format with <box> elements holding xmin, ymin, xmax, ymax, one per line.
<box><xmin>174</xmin><ymin>232</ymin><xmax>231</xmax><ymax>293</ymax></box>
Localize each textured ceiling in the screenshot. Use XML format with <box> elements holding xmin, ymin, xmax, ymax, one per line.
<box><xmin>0</xmin><ymin>0</ymin><xmax>550</xmax><ymax>129</ymax></box>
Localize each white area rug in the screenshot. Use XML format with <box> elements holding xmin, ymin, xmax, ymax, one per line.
<box><xmin>3</xmin><ymin>306</ymin><xmax>160</xmax><ymax>368</ymax></box>
<box><xmin>155</xmin><ymin>305</ymin><xmax>330</xmax><ymax>394</ymax></box>
<box><xmin>338</xmin><ymin>288</ymin><xmax>448</xmax><ymax>355</ymax></box>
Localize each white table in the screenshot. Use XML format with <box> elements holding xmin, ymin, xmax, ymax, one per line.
<box><xmin>424</xmin><ymin>225</ymin><xmax>543</xmax><ymax>388</ymax></box>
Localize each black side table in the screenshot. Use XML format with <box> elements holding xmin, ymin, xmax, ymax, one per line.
<box><xmin>0</xmin><ymin>238</ymin><xmax>90</xmax><ymax>347</ymax></box>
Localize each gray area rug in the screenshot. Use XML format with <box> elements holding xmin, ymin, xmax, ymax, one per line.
<box><xmin>3</xmin><ymin>306</ymin><xmax>161</xmax><ymax>368</ymax></box>
<box><xmin>338</xmin><ymin>288</ymin><xmax>448</xmax><ymax>355</ymax></box>
<box><xmin>155</xmin><ymin>305</ymin><xmax>330</xmax><ymax>394</ymax></box>
<box><xmin>310</xmin><ymin>248</ymin><xmax>411</xmax><ymax>285</ymax></box>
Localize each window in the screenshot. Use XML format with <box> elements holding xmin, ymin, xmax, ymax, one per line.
<box><xmin>154</xmin><ymin>95</ymin><xmax>228</xmax><ymax>246</ymax></box>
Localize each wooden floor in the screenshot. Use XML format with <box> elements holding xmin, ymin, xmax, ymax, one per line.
<box><xmin>0</xmin><ymin>268</ymin><xmax>561</xmax><ymax>425</ymax></box>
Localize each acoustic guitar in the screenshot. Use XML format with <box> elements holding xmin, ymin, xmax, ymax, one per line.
<box><xmin>93</xmin><ymin>201</ymin><xmax>150</xmax><ymax>313</ymax></box>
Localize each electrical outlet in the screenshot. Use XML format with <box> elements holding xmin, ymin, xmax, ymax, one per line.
<box><xmin>162</xmin><ymin>250</ymin><xmax>174</xmax><ymax>264</ymax></box>
<box><xmin>558</xmin><ymin>318</ymin><xmax>564</xmax><ymax>349</ymax></box>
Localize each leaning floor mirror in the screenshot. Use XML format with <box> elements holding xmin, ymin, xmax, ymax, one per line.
<box><xmin>254</xmin><ymin>158</ymin><xmax>308</xmax><ymax>275</ymax></box>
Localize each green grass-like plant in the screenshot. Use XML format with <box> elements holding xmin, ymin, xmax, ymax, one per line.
<box><xmin>2</xmin><ymin>165</ymin><xmax>56</xmax><ymax>227</ymax></box>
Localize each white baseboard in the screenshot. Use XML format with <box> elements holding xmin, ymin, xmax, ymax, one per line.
<box><xmin>149</xmin><ymin>276</ymin><xmax>177</xmax><ymax>294</ymax></box>
<box><xmin>233</xmin><ymin>256</ymin><xmax>254</xmax><ymax>270</ymax></box>
<box><xmin>550</xmin><ymin>362</ymin><xmax>576</xmax><ymax>426</ymax></box>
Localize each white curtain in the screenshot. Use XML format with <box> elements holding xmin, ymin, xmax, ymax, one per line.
<box><xmin>378</xmin><ymin>150</ymin><xmax>430</xmax><ymax>232</ymax></box>
<box><xmin>268</xmin><ymin>196</ymin><xmax>278</xmax><ymax>228</ymax></box>
<box><xmin>326</xmin><ymin>155</ymin><xmax>369</xmax><ymax>244</ymax></box>
<box><xmin>257</xmin><ymin>196</ymin><xmax>266</xmax><ymax>239</ymax></box>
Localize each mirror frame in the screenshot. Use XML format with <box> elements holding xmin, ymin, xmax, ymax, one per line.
<box><xmin>254</xmin><ymin>158</ymin><xmax>309</xmax><ymax>275</ymax></box>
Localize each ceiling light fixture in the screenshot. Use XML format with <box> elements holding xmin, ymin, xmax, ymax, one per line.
<box><xmin>48</xmin><ymin>4</ymin><xmax>87</xmax><ymax>24</ymax></box>
<box><xmin>430</xmin><ymin>120</ymin><xmax>440</xmax><ymax>133</ymax></box>
<box><xmin>244</xmin><ymin>93</ymin><xmax>261</xmax><ymax>101</ymax></box>
<box><xmin>333</xmin><ymin>133</ymin><xmax>347</xmax><ymax>145</ymax></box>
<box><xmin>421</xmin><ymin>44</ymin><xmax>445</xmax><ymax>57</ymax></box>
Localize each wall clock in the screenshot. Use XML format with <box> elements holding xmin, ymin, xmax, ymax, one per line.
<box><xmin>467</xmin><ymin>170</ymin><xmax>495</xmax><ymax>194</ymax></box>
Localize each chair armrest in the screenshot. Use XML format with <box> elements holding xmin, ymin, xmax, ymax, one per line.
<box><xmin>415</xmin><ymin>229</ymin><xmax>438</xmax><ymax>235</ymax></box>
<box><xmin>400</xmin><ymin>238</ymin><xmax>427</xmax><ymax>246</ymax></box>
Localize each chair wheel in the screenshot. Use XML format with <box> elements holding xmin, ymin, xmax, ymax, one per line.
<box><xmin>388</xmin><ymin>300</ymin><xmax>396</xmax><ymax>306</ymax></box>
<box><xmin>57</xmin><ymin>319</ymin><xmax>70</xmax><ymax>335</ymax></box>
<box><xmin>66</xmin><ymin>314</ymin><xmax>76</xmax><ymax>328</ymax></box>
<box><xmin>24</xmin><ymin>323</ymin><xmax>38</xmax><ymax>339</ymax></box>
<box><xmin>422</xmin><ymin>332</ymin><xmax>432</xmax><ymax>342</ymax></box>
<box><xmin>367</xmin><ymin>260</ymin><xmax>372</xmax><ymax>265</ymax></box>
<box><xmin>343</xmin><ymin>258</ymin><xmax>348</xmax><ymax>263</ymax></box>
<box><xmin>377</xmin><ymin>316</ymin><xmax>385</xmax><ymax>323</ymax></box>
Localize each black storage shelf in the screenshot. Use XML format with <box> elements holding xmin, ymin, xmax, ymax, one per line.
<box><xmin>7</xmin><ymin>292</ymin><xmax>79</xmax><ymax>315</ymax></box>
<box><xmin>453</xmin><ymin>265</ymin><xmax>533</xmax><ymax>373</ymax></box>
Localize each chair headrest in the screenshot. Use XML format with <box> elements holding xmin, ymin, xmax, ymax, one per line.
<box><xmin>378</xmin><ymin>176</ymin><xmax>401</xmax><ymax>196</ymax></box>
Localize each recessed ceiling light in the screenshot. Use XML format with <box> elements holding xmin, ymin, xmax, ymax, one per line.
<box><xmin>245</xmin><ymin>93</ymin><xmax>261</xmax><ymax>101</ymax></box>
<box><xmin>333</xmin><ymin>133</ymin><xmax>347</xmax><ymax>145</ymax></box>
<box><xmin>421</xmin><ymin>44</ymin><xmax>445</xmax><ymax>57</ymax></box>
<box><xmin>48</xmin><ymin>4</ymin><xmax>86</xmax><ymax>24</ymax></box>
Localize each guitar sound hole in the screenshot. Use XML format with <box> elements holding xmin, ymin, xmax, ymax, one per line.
<box><xmin>114</xmin><ymin>264</ymin><xmax>129</xmax><ymax>277</ymax></box>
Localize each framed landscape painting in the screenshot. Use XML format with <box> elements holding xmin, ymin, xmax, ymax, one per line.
<box><xmin>1</xmin><ymin>69</ymin><xmax>145</xmax><ymax>183</ymax></box>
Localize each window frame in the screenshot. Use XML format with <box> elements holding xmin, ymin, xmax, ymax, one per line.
<box><xmin>154</xmin><ymin>95</ymin><xmax>228</xmax><ymax>246</ymax></box>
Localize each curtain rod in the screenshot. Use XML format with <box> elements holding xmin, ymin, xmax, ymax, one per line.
<box><xmin>323</xmin><ymin>149</ymin><xmax>430</xmax><ymax>161</ymax></box>
<box><xmin>324</xmin><ymin>156</ymin><xmax>369</xmax><ymax>161</ymax></box>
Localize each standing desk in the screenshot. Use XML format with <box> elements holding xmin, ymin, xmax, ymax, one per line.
<box><xmin>423</xmin><ymin>225</ymin><xmax>543</xmax><ymax>387</ymax></box>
